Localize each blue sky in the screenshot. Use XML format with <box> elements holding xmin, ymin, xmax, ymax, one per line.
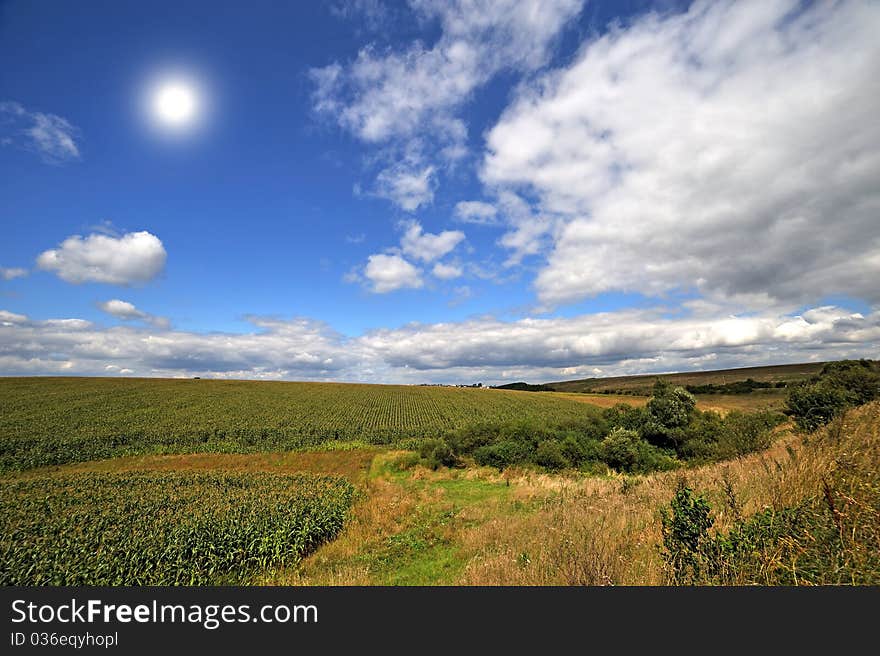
<box><xmin>1</xmin><ymin>0</ymin><xmax>878</xmax><ymax>384</ymax></box>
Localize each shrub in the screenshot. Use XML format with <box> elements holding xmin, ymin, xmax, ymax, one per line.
<box><xmin>601</xmin><ymin>428</ymin><xmax>641</xmax><ymax>472</ymax></box>
<box><xmin>473</xmin><ymin>440</ymin><xmax>531</xmax><ymax>469</ymax></box>
<box><xmin>713</xmin><ymin>411</ymin><xmax>782</xmax><ymax>458</ymax></box>
<box><xmin>786</xmin><ymin>382</ymin><xmax>853</xmax><ymax>431</ymax></box>
<box><xmin>659</xmin><ymin>482</ymin><xmax>716</xmax><ymax>584</ymax></box>
<box><xmin>534</xmin><ymin>440</ymin><xmax>569</xmax><ymax>470</ymax></box>
<box><xmin>418</xmin><ymin>438</ymin><xmax>459</xmax><ymax>470</ymax></box>
<box><xmin>820</xmin><ymin>359</ymin><xmax>880</xmax><ymax>405</ymax></box>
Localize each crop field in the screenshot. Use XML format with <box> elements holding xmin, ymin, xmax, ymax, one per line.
<box><xmin>545</xmin><ymin>362</ymin><xmax>824</xmax><ymax>394</ymax></box>
<box><xmin>0</xmin><ymin>471</ymin><xmax>354</xmax><ymax>585</ymax></box>
<box><xmin>0</xmin><ymin>377</ymin><xmax>597</xmax><ymax>472</ymax></box>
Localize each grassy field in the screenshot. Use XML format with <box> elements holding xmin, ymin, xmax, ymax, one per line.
<box><xmin>546</xmin><ymin>362</ymin><xmax>823</xmax><ymax>394</ymax></box>
<box><xmin>2</xmin><ymin>371</ymin><xmax>875</xmax><ymax>586</ymax></box>
<box><xmin>0</xmin><ymin>377</ymin><xmax>597</xmax><ymax>472</ymax></box>
<box><xmin>266</xmin><ymin>401</ymin><xmax>879</xmax><ymax>585</ymax></box>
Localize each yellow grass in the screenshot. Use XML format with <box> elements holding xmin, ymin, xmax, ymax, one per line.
<box><xmin>457</xmin><ymin>403</ymin><xmax>878</xmax><ymax>584</ymax></box>
<box><xmin>547</xmin><ymin>390</ymin><xmax>786</xmax><ymax>414</ymax></box>
<box><xmin>274</xmin><ymin>401</ymin><xmax>878</xmax><ymax>585</ymax></box>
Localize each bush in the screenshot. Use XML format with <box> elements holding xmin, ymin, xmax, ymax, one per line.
<box><xmin>713</xmin><ymin>411</ymin><xmax>783</xmax><ymax>458</ymax></box>
<box><xmin>418</xmin><ymin>438</ymin><xmax>459</xmax><ymax>470</ymax></box>
<box><xmin>534</xmin><ymin>440</ymin><xmax>569</xmax><ymax>470</ymax></box>
<box><xmin>786</xmin><ymin>382</ymin><xmax>853</xmax><ymax>431</ymax></box>
<box><xmin>560</xmin><ymin>435</ymin><xmax>601</xmax><ymax>467</ymax></box>
<box><xmin>820</xmin><ymin>359</ymin><xmax>880</xmax><ymax>405</ymax></box>
<box><xmin>603</xmin><ymin>404</ymin><xmax>652</xmax><ymax>432</ymax></box>
<box><xmin>473</xmin><ymin>440</ymin><xmax>531</xmax><ymax>469</ymax></box>
<box><xmin>659</xmin><ymin>482</ymin><xmax>716</xmax><ymax>584</ymax></box>
<box><xmin>601</xmin><ymin>428</ymin><xmax>641</xmax><ymax>472</ymax></box>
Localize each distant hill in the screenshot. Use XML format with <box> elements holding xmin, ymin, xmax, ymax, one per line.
<box><xmin>544</xmin><ymin>362</ymin><xmax>826</xmax><ymax>395</ymax></box>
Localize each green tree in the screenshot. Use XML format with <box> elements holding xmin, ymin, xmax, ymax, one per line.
<box><xmin>647</xmin><ymin>381</ymin><xmax>697</xmax><ymax>430</ymax></box>
<box><xmin>601</xmin><ymin>428</ymin><xmax>641</xmax><ymax>472</ymax></box>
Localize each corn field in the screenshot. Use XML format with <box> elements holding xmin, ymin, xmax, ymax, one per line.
<box><xmin>0</xmin><ymin>377</ymin><xmax>597</xmax><ymax>471</ymax></box>
<box><xmin>0</xmin><ymin>471</ymin><xmax>354</xmax><ymax>585</ymax></box>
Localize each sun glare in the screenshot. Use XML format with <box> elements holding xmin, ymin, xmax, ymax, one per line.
<box><xmin>153</xmin><ymin>82</ymin><xmax>198</xmax><ymax>127</ymax></box>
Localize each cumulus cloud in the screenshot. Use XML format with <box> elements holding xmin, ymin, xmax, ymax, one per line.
<box><xmin>363</xmin><ymin>253</ymin><xmax>424</xmax><ymax>293</ymax></box>
<box><xmin>453</xmin><ymin>200</ymin><xmax>499</xmax><ymax>225</ymax></box>
<box><xmin>358</xmin><ymin>305</ymin><xmax>880</xmax><ymax>378</ymax></box>
<box><xmin>400</xmin><ymin>220</ymin><xmax>465</xmax><ymax>262</ymax></box>
<box><xmin>97</xmin><ymin>299</ymin><xmax>170</xmax><ymax>329</ymax></box>
<box><xmin>0</xmin><ymin>267</ymin><xmax>28</xmax><ymax>281</ymax></box>
<box><xmin>0</xmin><ymin>312</ymin><xmax>355</xmax><ymax>380</ymax></box>
<box><xmin>432</xmin><ymin>262</ymin><xmax>463</xmax><ymax>280</ymax></box>
<box><xmin>36</xmin><ymin>231</ymin><xmax>167</xmax><ymax>285</ymax></box>
<box><xmin>2</xmin><ymin>305</ymin><xmax>877</xmax><ymax>384</ymax></box>
<box><xmin>1</xmin><ymin>101</ymin><xmax>80</xmax><ymax>163</ymax></box>
<box><xmin>479</xmin><ymin>0</ymin><xmax>880</xmax><ymax>308</ymax></box>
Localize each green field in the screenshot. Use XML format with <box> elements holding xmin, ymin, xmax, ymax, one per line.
<box><xmin>545</xmin><ymin>362</ymin><xmax>824</xmax><ymax>394</ymax></box>
<box><xmin>1</xmin><ymin>365</ymin><xmax>877</xmax><ymax>587</ymax></box>
<box><xmin>0</xmin><ymin>471</ymin><xmax>353</xmax><ymax>585</ymax></box>
<box><xmin>0</xmin><ymin>377</ymin><xmax>597</xmax><ymax>472</ymax></box>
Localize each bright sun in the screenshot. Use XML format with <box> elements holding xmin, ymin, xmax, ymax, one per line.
<box><xmin>153</xmin><ymin>82</ymin><xmax>198</xmax><ymax>127</ymax></box>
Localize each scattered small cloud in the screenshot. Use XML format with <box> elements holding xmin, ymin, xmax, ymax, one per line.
<box><xmin>374</xmin><ymin>164</ymin><xmax>436</xmax><ymax>211</ymax></box>
<box><xmin>1</xmin><ymin>100</ymin><xmax>81</xmax><ymax>164</ymax></box>
<box><xmin>97</xmin><ymin>299</ymin><xmax>170</xmax><ymax>329</ymax></box>
<box><xmin>432</xmin><ymin>262</ymin><xmax>463</xmax><ymax>280</ymax></box>
<box><xmin>363</xmin><ymin>253</ymin><xmax>423</xmax><ymax>293</ymax></box>
<box><xmin>453</xmin><ymin>201</ymin><xmax>499</xmax><ymax>225</ymax></box>
<box><xmin>400</xmin><ymin>220</ymin><xmax>465</xmax><ymax>263</ymax></box>
<box><xmin>0</xmin><ymin>267</ymin><xmax>28</xmax><ymax>281</ymax></box>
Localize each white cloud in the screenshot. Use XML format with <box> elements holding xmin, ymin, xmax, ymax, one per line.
<box><xmin>0</xmin><ymin>267</ymin><xmax>28</xmax><ymax>281</ymax></box>
<box><xmin>363</xmin><ymin>253</ymin><xmax>424</xmax><ymax>293</ymax></box>
<box><xmin>3</xmin><ymin>304</ymin><xmax>875</xmax><ymax>383</ymax></box>
<box><xmin>311</xmin><ymin>0</ymin><xmax>584</xmax><ymax>207</ymax></box>
<box><xmin>0</xmin><ymin>310</ymin><xmax>28</xmax><ymax>326</ymax></box>
<box><xmin>330</xmin><ymin>0</ymin><xmax>392</xmax><ymax>32</ymax></box>
<box><xmin>97</xmin><ymin>299</ymin><xmax>170</xmax><ymax>329</ymax></box>
<box><xmin>98</xmin><ymin>299</ymin><xmax>145</xmax><ymax>320</ymax></box>
<box><xmin>0</xmin><ymin>312</ymin><xmax>357</xmax><ymax>380</ymax></box>
<box><xmin>480</xmin><ymin>0</ymin><xmax>880</xmax><ymax>308</ymax></box>
<box><xmin>453</xmin><ymin>201</ymin><xmax>498</xmax><ymax>225</ymax></box>
<box><xmin>1</xmin><ymin>101</ymin><xmax>80</xmax><ymax>163</ymax></box>
<box><xmin>375</xmin><ymin>164</ymin><xmax>436</xmax><ymax>211</ymax></box>
<box><xmin>400</xmin><ymin>220</ymin><xmax>465</xmax><ymax>262</ymax></box>
<box><xmin>358</xmin><ymin>305</ymin><xmax>880</xmax><ymax>378</ymax></box>
<box><xmin>432</xmin><ymin>262</ymin><xmax>463</xmax><ymax>280</ymax></box>
<box><xmin>36</xmin><ymin>231</ymin><xmax>167</xmax><ymax>285</ymax></box>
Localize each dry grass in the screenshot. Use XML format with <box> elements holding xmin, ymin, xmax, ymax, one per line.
<box><xmin>547</xmin><ymin>392</ymin><xmax>648</xmax><ymax>409</ymax></box>
<box><xmin>455</xmin><ymin>402</ymin><xmax>878</xmax><ymax>585</ymax></box>
<box><xmin>547</xmin><ymin>390</ymin><xmax>785</xmax><ymax>415</ymax></box>
<box><xmin>547</xmin><ymin>362</ymin><xmax>823</xmax><ymax>393</ymax></box>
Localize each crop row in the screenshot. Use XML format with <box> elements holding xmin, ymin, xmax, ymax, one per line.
<box><xmin>0</xmin><ymin>377</ymin><xmax>597</xmax><ymax>471</ymax></box>
<box><xmin>0</xmin><ymin>471</ymin><xmax>354</xmax><ymax>585</ymax></box>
